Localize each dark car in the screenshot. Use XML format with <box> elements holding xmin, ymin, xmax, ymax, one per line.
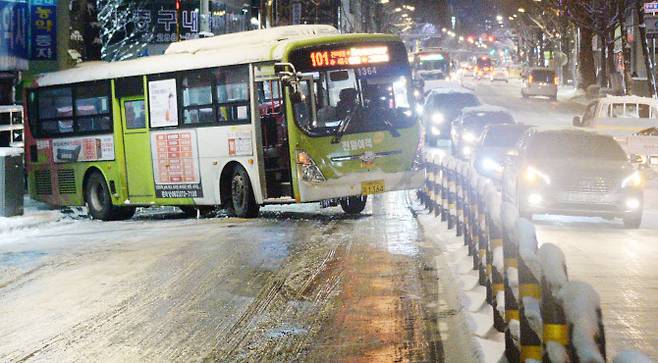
<box><xmin>422</xmin><ymin>87</ymin><xmax>480</xmax><ymax>144</ymax></box>
<box><xmin>472</xmin><ymin>124</ymin><xmax>533</xmax><ymax>181</ymax></box>
<box><xmin>451</xmin><ymin>105</ymin><xmax>515</xmax><ymax>159</ymax></box>
<box><xmin>502</xmin><ymin>129</ymin><xmax>644</xmax><ymax>228</ymax></box>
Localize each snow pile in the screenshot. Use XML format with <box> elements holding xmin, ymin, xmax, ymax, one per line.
<box><xmin>522</xmin><ymin>296</ymin><xmax>543</xmax><ymax>339</ymax></box>
<box><xmin>501</xmin><ymin>202</ymin><xmax>518</xmax><ymax>243</ymax></box>
<box><xmin>485</xmin><ymin>185</ymin><xmax>501</xmax><ymax>228</ymax></box>
<box><xmin>517</xmin><ymin>219</ymin><xmax>541</xmax><ymax>280</ymax></box>
<box><xmin>558</xmin><ymin>281</ymin><xmax>605</xmax><ymax>363</ymax></box>
<box><xmin>545</xmin><ymin>341</ymin><xmax>569</xmax><ymax>363</ymax></box>
<box><xmin>0</xmin><ymin>147</ymin><xmax>23</xmax><ymax>157</ymax></box>
<box><xmin>538</xmin><ymin>243</ymin><xmax>568</xmax><ymax>292</ymax></box>
<box><xmin>612</xmin><ymin>351</ymin><xmax>653</xmax><ymax>363</ymax></box>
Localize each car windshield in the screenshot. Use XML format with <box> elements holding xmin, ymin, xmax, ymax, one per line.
<box><xmin>483</xmin><ymin>127</ymin><xmax>528</xmax><ymax>147</ymax></box>
<box><xmin>293</xmin><ymin>66</ymin><xmax>414</xmax><ymax>136</ymax></box>
<box><xmin>531</xmin><ymin>70</ymin><xmax>554</xmax><ymax>83</ymax></box>
<box><xmin>527</xmin><ymin>134</ymin><xmax>628</xmax><ymax>160</ymax></box>
<box><xmin>463</xmin><ymin>111</ymin><xmax>514</xmax><ymax>134</ymax></box>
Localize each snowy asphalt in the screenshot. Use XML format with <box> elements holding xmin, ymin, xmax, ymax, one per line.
<box><xmin>451</xmin><ymin>78</ymin><xmax>658</xmax><ymax>361</ymax></box>
<box><xmin>0</xmin><ymin>193</ymin><xmax>452</xmax><ymax>362</ymax></box>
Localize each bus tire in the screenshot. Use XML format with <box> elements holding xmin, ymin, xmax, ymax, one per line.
<box><xmin>116</xmin><ymin>207</ymin><xmax>136</xmax><ymax>220</ymax></box>
<box><xmin>340</xmin><ymin>195</ymin><xmax>367</xmax><ymax>214</ymax></box>
<box><xmin>228</xmin><ymin>165</ymin><xmax>259</xmax><ymax>218</ymax></box>
<box><xmin>84</xmin><ymin>171</ymin><xmax>117</xmax><ymax>221</ymax></box>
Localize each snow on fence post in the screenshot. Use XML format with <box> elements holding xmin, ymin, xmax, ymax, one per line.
<box><xmin>439</xmin><ymin>158</ymin><xmax>448</xmax><ymax>222</ymax></box>
<box><xmin>455</xmin><ymin>161</ymin><xmax>465</xmax><ymax>237</ymax></box>
<box><xmin>447</xmin><ymin>158</ymin><xmax>457</xmax><ymax>230</ymax></box>
<box><xmin>558</xmin><ymin>281</ymin><xmax>606</xmax><ymax>363</ymax></box>
<box><xmin>475</xmin><ymin>175</ymin><xmax>489</xmax><ymax>287</ymax></box>
<box><xmin>538</xmin><ymin>243</ymin><xmax>569</xmax><ymax>363</ymax></box>
<box><xmin>464</xmin><ymin>167</ymin><xmax>477</xmax><ymax>268</ymax></box>
<box><xmin>516</xmin><ymin>219</ymin><xmax>543</xmax><ymax>362</ymax></box>
<box><xmin>432</xmin><ymin>157</ymin><xmax>440</xmax><ymax>216</ymax></box>
<box><xmin>502</xmin><ymin>201</ymin><xmax>521</xmax><ymax>362</ymax></box>
<box><xmin>423</xmin><ymin>155</ymin><xmax>432</xmax><ymax>211</ymax></box>
<box><xmin>485</xmin><ymin>183</ymin><xmax>506</xmax><ymax>332</ymax></box>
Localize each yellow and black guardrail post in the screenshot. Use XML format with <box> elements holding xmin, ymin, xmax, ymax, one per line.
<box><xmin>455</xmin><ymin>162</ymin><xmax>464</xmax><ymax>237</ymax></box>
<box><xmin>518</xmin><ymin>234</ymin><xmax>542</xmax><ymax>361</ymax></box>
<box><xmin>537</xmin><ymin>244</ymin><xmax>569</xmax><ymax>363</ymax></box>
<box><xmin>440</xmin><ymin>158</ymin><xmax>448</xmax><ymax>222</ymax></box>
<box><xmin>447</xmin><ymin>161</ymin><xmax>456</xmax><ymax>230</ymax></box>
<box><xmin>502</xmin><ymin>203</ymin><xmax>520</xmax><ymax>363</ymax></box>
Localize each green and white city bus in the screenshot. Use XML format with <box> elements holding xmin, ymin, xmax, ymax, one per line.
<box><xmin>24</xmin><ymin>25</ymin><xmax>424</xmax><ymax>220</ymax></box>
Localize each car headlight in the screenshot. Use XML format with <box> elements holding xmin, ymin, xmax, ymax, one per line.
<box><xmin>462</xmin><ymin>132</ymin><xmax>476</xmax><ymax>143</ymax></box>
<box><xmin>482</xmin><ymin>158</ymin><xmax>503</xmax><ymax>173</ymax></box>
<box><xmin>416</xmin><ymin>104</ymin><xmax>424</xmax><ymax>114</ymax></box>
<box><xmin>524</xmin><ymin>166</ymin><xmax>551</xmax><ymax>185</ymax></box>
<box><xmin>432</xmin><ymin>113</ymin><xmax>445</xmax><ymax>124</ymax></box>
<box><xmin>621</xmin><ymin>171</ymin><xmax>643</xmax><ymax>188</ymax></box>
<box><xmin>296</xmin><ymin>150</ymin><xmax>326</xmax><ymax>183</ymax></box>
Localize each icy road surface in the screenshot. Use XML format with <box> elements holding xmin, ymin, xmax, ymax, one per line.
<box><xmin>434</xmin><ymin>78</ymin><xmax>658</xmax><ymax>360</ymax></box>
<box><xmin>0</xmin><ymin>193</ymin><xmax>450</xmax><ymax>362</ymax></box>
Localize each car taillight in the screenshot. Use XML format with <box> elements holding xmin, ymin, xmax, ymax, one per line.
<box><xmin>554</xmin><ymin>76</ymin><xmax>559</xmax><ymax>85</ymax></box>
<box><xmin>528</xmin><ymin>75</ymin><xmax>533</xmax><ymax>84</ymax></box>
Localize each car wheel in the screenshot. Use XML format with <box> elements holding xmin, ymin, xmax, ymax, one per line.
<box><xmin>340</xmin><ymin>196</ymin><xmax>367</xmax><ymax>214</ymax></box>
<box><xmin>84</xmin><ymin>171</ymin><xmax>118</xmax><ymax>221</ymax></box>
<box><xmin>228</xmin><ymin>165</ymin><xmax>259</xmax><ymax>218</ymax></box>
<box><xmin>623</xmin><ymin>214</ymin><xmax>642</xmax><ymax>229</ymax></box>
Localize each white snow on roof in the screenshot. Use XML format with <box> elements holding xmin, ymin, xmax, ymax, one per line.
<box><xmin>37</xmin><ymin>25</ymin><xmax>385</xmax><ymax>87</ymax></box>
<box><xmin>428</xmin><ymin>86</ymin><xmax>474</xmax><ymax>95</ymax></box>
<box><xmin>165</xmin><ymin>25</ymin><xmax>338</xmax><ymax>55</ymax></box>
<box><xmin>462</xmin><ymin>105</ymin><xmax>511</xmax><ymax>114</ymax></box>
<box><xmin>0</xmin><ymin>147</ymin><xmax>23</xmax><ymax>157</ymax></box>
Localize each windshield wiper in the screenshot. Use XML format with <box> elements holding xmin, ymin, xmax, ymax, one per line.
<box><xmin>331</xmin><ymin>112</ymin><xmax>353</xmax><ymax>144</ymax></box>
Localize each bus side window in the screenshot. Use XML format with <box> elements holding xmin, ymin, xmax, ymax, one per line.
<box><xmin>214</xmin><ymin>65</ymin><xmax>250</xmax><ymax>124</ymax></box>
<box><xmin>638</xmin><ymin>104</ymin><xmax>650</xmax><ymax>118</ymax></box>
<box><xmin>74</xmin><ymin>81</ymin><xmax>112</xmax><ymax>133</ymax></box>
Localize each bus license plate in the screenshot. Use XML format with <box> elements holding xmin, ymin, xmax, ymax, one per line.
<box><xmin>361</xmin><ymin>180</ymin><xmax>385</xmax><ymax>195</ymax></box>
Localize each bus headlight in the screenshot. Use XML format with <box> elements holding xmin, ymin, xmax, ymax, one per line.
<box><xmin>621</xmin><ymin>171</ymin><xmax>642</xmax><ymax>188</ymax></box>
<box><xmin>432</xmin><ymin>113</ymin><xmax>445</xmax><ymax>124</ymax></box>
<box><xmin>296</xmin><ymin>150</ymin><xmax>326</xmax><ymax>183</ymax></box>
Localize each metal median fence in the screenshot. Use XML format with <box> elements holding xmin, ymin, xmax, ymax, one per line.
<box><xmin>419</xmin><ymin>154</ymin><xmax>651</xmax><ymax>363</ymax></box>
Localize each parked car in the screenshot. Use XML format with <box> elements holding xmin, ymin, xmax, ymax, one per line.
<box><xmin>572</xmin><ymin>95</ymin><xmax>658</xmax><ymax>174</ymax></box>
<box><xmin>472</xmin><ymin>124</ymin><xmax>533</xmax><ymax>181</ymax></box>
<box><xmin>490</xmin><ymin>67</ymin><xmax>510</xmax><ymax>83</ymax></box>
<box><xmin>521</xmin><ymin>67</ymin><xmax>558</xmax><ymax>100</ymax></box>
<box><xmin>422</xmin><ymin>87</ymin><xmax>481</xmax><ymax>144</ymax></box>
<box><xmin>451</xmin><ymin>105</ymin><xmax>515</xmax><ymax>159</ymax></box>
<box><xmin>502</xmin><ymin>129</ymin><xmax>644</xmax><ymax>228</ymax></box>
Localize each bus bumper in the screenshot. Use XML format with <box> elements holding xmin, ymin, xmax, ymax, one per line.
<box><xmin>297</xmin><ymin>169</ymin><xmax>425</xmax><ymax>202</ymax></box>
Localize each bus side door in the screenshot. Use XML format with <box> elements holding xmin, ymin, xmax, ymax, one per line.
<box><xmin>120</xmin><ymin>96</ymin><xmax>155</xmax><ymax>198</ymax></box>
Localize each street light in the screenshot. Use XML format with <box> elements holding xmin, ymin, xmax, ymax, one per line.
<box><xmin>518</xmin><ymin>8</ymin><xmax>526</xmax><ymax>13</ymax></box>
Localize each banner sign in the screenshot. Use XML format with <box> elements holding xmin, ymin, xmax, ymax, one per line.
<box><xmin>30</xmin><ymin>0</ymin><xmax>57</xmax><ymax>60</ymax></box>
<box><xmin>0</xmin><ymin>0</ymin><xmax>29</xmax><ymax>70</ymax></box>
<box><xmin>151</xmin><ymin>130</ymin><xmax>203</xmax><ymax>198</ymax></box>
<box><xmin>52</xmin><ymin>135</ymin><xmax>115</xmax><ymax>163</ymax></box>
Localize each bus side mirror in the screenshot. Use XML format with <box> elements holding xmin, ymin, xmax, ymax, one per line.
<box><xmin>572</xmin><ymin>116</ymin><xmax>582</xmax><ymax>127</ymax></box>
<box><xmin>275</xmin><ymin>62</ymin><xmax>300</xmax><ymax>87</ymax></box>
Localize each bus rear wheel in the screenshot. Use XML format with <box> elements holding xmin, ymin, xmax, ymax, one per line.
<box><xmin>228</xmin><ymin>165</ymin><xmax>259</xmax><ymax>218</ymax></box>
<box><xmin>85</xmin><ymin>171</ymin><xmax>116</xmax><ymax>221</ymax></box>
<box><xmin>179</xmin><ymin>206</ymin><xmax>216</xmax><ymax>218</ymax></box>
<box><xmin>340</xmin><ymin>196</ymin><xmax>367</xmax><ymax>215</ymax></box>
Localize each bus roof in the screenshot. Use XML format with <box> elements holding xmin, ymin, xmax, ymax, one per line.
<box><xmin>36</xmin><ymin>25</ymin><xmax>398</xmax><ymax>87</ymax></box>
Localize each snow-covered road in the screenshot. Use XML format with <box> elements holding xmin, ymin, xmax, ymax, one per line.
<box><xmin>0</xmin><ymin>193</ymin><xmax>449</xmax><ymax>362</ymax></box>
<box><xmin>436</xmin><ymin>78</ymin><xmax>658</xmax><ymax>360</ymax></box>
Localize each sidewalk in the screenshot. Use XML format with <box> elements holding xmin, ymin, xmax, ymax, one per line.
<box><xmin>0</xmin><ymin>197</ymin><xmax>63</xmax><ymax>238</ymax></box>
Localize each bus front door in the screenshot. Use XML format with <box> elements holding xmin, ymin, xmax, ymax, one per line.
<box><xmin>120</xmin><ymin>97</ymin><xmax>155</xmax><ymax>199</ymax></box>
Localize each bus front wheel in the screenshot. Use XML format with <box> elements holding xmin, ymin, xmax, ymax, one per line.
<box><xmin>340</xmin><ymin>196</ymin><xmax>367</xmax><ymax>215</ymax></box>
<box><xmin>228</xmin><ymin>166</ymin><xmax>259</xmax><ymax>218</ymax></box>
<box><xmin>85</xmin><ymin>172</ymin><xmax>116</xmax><ymax>221</ymax></box>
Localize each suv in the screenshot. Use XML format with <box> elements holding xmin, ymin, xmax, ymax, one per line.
<box><xmin>451</xmin><ymin>105</ymin><xmax>515</xmax><ymax>159</ymax></box>
<box><xmin>521</xmin><ymin>67</ymin><xmax>558</xmax><ymax>100</ymax></box>
<box><xmin>502</xmin><ymin>129</ymin><xmax>644</xmax><ymax>228</ymax></box>
<box><xmin>422</xmin><ymin>87</ymin><xmax>480</xmax><ymax>144</ymax></box>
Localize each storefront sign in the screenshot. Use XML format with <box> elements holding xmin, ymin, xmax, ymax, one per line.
<box><xmin>0</xmin><ymin>0</ymin><xmax>29</xmax><ymax>70</ymax></box>
<box><xmin>30</xmin><ymin>0</ymin><xmax>56</xmax><ymax>60</ymax></box>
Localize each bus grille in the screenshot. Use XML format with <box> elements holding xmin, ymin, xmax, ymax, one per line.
<box><xmin>57</xmin><ymin>169</ymin><xmax>76</xmax><ymax>194</ymax></box>
<box><xmin>34</xmin><ymin>170</ymin><xmax>52</xmax><ymax>195</ymax></box>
